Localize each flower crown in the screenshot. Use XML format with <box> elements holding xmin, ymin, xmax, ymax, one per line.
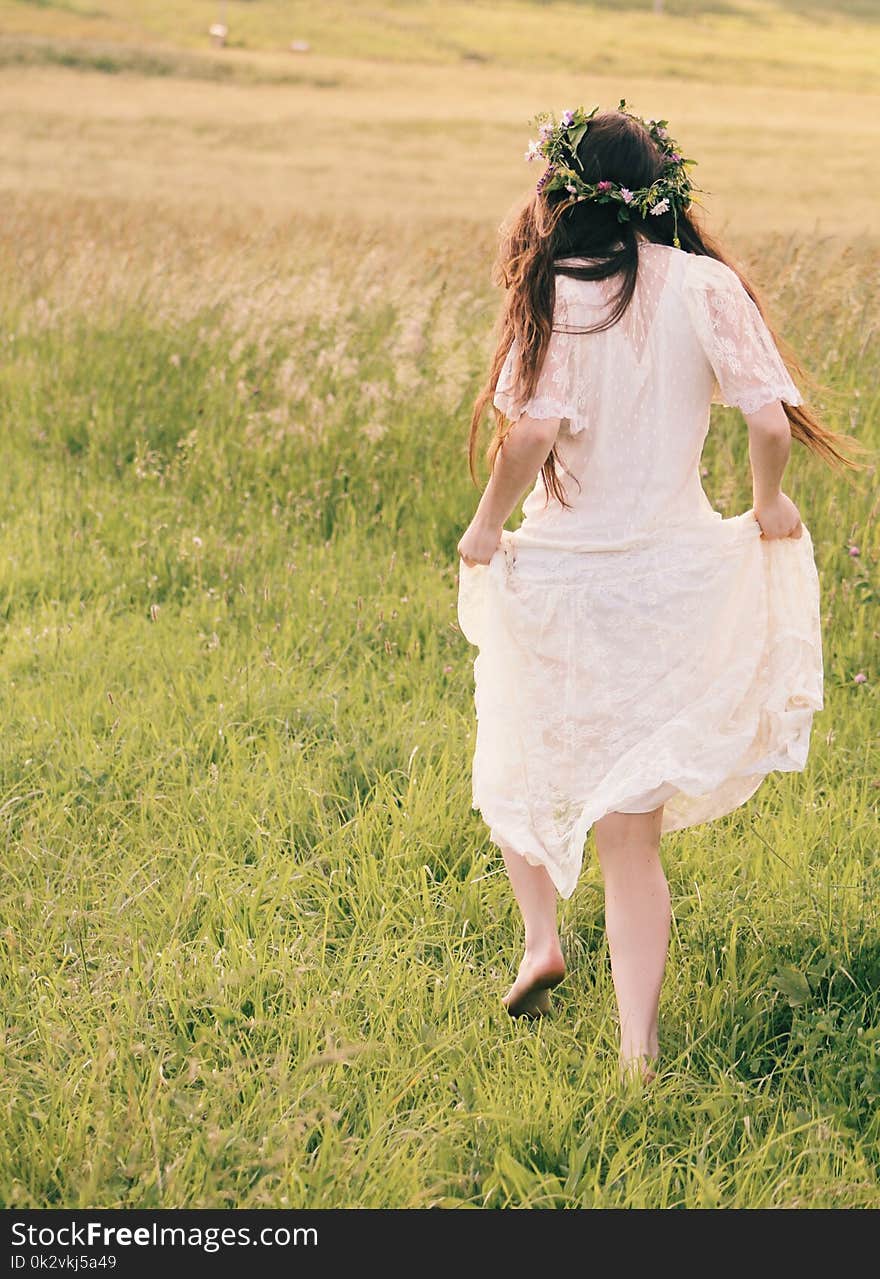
<box><xmin>525</xmin><ymin>99</ymin><xmax>699</xmax><ymax>249</ymax></box>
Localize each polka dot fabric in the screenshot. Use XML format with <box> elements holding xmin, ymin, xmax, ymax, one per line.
<box><xmin>459</xmin><ymin>240</ymin><xmax>823</xmax><ymax>899</ymax></box>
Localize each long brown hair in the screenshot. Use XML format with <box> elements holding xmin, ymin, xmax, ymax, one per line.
<box><xmin>469</xmin><ymin>110</ymin><xmax>869</xmax><ymax>509</ymax></box>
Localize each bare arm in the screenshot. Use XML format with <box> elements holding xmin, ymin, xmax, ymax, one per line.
<box><xmin>743</xmin><ymin>400</ymin><xmax>802</xmax><ymax>539</ymax></box>
<box><xmin>458</xmin><ymin>415</ymin><xmax>561</xmax><ymax>565</ymax></box>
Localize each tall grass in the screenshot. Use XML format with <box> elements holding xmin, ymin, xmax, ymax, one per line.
<box><xmin>0</xmin><ymin>196</ymin><xmax>877</xmax><ymax>1207</ymax></box>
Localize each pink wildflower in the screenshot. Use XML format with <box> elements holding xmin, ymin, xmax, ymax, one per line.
<box><xmin>853</xmin><ymin>672</ymin><xmax>867</xmax><ymax>684</ymax></box>
<box><xmin>848</xmin><ymin>545</ymin><xmax>860</xmax><ymax>557</ymax></box>
<box><xmin>620</xmin><ymin>188</ymin><xmax>634</xmax><ymax>204</ymax></box>
<box><xmin>597</xmin><ymin>180</ymin><xmax>613</xmax><ymax>192</ymax></box>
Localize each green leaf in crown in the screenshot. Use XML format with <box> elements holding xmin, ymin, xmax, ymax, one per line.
<box><xmin>524</xmin><ymin>100</ymin><xmax>702</xmax><ymax>249</ymax></box>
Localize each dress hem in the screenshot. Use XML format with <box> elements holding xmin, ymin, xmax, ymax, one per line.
<box><xmin>474</xmin><ymin>741</ymin><xmax>811</xmax><ymax>900</ymax></box>
<box><xmin>461</xmin><ymin>516</ymin><xmax>823</xmax><ymax>902</ymax></box>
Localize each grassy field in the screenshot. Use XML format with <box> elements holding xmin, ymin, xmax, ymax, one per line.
<box><xmin>1</xmin><ymin>1</ymin><xmax>879</xmax><ymax>1209</ymax></box>
<box><xmin>2</xmin><ymin>0</ymin><xmax>880</xmax><ymax>234</ymax></box>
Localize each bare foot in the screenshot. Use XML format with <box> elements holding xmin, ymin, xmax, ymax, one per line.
<box><xmin>502</xmin><ymin>946</ymin><xmax>566</xmax><ymax>1018</ymax></box>
<box><xmin>618</xmin><ymin>1053</ymin><xmax>659</xmax><ymax>1085</ymax></box>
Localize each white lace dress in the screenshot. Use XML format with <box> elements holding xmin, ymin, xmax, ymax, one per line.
<box><xmin>457</xmin><ymin>240</ymin><xmax>823</xmax><ymax>899</ymax></box>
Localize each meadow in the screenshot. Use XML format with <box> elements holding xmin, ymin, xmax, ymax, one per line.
<box><xmin>0</xmin><ymin>0</ymin><xmax>878</xmax><ymax>1208</ymax></box>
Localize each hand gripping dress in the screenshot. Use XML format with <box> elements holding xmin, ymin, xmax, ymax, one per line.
<box><xmin>457</xmin><ymin>240</ymin><xmax>824</xmax><ymax>900</ymax></box>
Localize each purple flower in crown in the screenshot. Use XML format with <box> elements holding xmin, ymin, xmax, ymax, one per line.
<box><xmin>671</xmin><ymin>152</ymin><xmax>682</xmax><ymax>163</ymax></box>
<box><xmin>560</xmin><ymin>110</ymin><xmax>575</xmax><ymax>127</ymax></box>
<box><xmin>619</xmin><ymin>188</ymin><xmax>634</xmax><ymax>204</ymax></box>
<box><xmin>538</xmin><ymin>121</ymin><xmax>554</xmax><ymax>141</ymax></box>
<box><xmin>565</xmin><ymin>183</ymin><xmax>578</xmax><ymax>194</ymax></box>
<box><xmin>597</xmin><ymin>180</ymin><xmax>613</xmax><ymax>192</ymax></box>
<box><xmin>536</xmin><ymin>165</ymin><xmax>556</xmax><ymax>193</ymax></box>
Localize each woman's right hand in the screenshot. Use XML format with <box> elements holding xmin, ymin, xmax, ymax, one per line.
<box><xmin>753</xmin><ymin>491</ymin><xmax>803</xmax><ymax>539</ymax></box>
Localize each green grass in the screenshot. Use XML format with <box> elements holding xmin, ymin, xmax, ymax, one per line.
<box><xmin>1</xmin><ymin>0</ymin><xmax>879</xmax><ymax>1210</ymax></box>
<box><xmin>0</xmin><ymin>34</ymin><xmax>344</xmax><ymax>85</ymax></box>
<box><xmin>2</xmin><ymin>0</ymin><xmax>880</xmax><ymax>90</ymax></box>
<box><xmin>0</xmin><ymin>199</ymin><xmax>877</xmax><ymax>1208</ymax></box>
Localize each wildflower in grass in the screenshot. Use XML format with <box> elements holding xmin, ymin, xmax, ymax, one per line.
<box><xmin>848</xmin><ymin>544</ymin><xmax>860</xmax><ymax>557</ymax></box>
<box><xmin>853</xmin><ymin>672</ymin><xmax>867</xmax><ymax>684</ymax></box>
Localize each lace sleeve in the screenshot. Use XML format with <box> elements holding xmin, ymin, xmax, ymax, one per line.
<box><xmin>683</xmin><ymin>255</ymin><xmax>803</xmax><ymax>415</ymax></box>
<box><xmin>493</xmin><ymin>326</ymin><xmax>590</xmax><ymax>435</ymax></box>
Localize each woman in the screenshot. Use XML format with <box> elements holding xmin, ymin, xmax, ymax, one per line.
<box><xmin>456</xmin><ymin>104</ymin><xmax>865</xmax><ymax>1081</ymax></box>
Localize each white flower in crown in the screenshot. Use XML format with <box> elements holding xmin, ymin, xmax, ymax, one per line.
<box><xmin>650</xmin><ymin>198</ymin><xmax>670</xmax><ymax>216</ymax></box>
<box><xmin>525</xmin><ymin>139</ymin><xmax>542</xmax><ymax>162</ymax></box>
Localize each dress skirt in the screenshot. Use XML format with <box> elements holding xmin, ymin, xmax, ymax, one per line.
<box><xmin>457</xmin><ymin>509</ymin><xmax>824</xmax><ymax>899</ymax></box>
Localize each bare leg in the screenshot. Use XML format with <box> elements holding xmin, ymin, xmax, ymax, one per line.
<box><xmin>593</xmin><ymin>806</ymin><xmax>670</xmax><ymax>1079</ymax></box>
<box><xmin>500</xmin><ymin>845</ymin><xmax>566</xmax><ymax>1017</ymax></box>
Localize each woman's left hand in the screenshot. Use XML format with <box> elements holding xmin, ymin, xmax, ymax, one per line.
<box><xmin>457</xmin><ymin>520</ymin><xmax>503</xmax><ymax>567</ymax></box>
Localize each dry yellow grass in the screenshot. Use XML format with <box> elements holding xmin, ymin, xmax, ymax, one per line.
<box><xmin>1</xmin><ymin>55</ymin><xmax>878</xmax><ymax>240</ymax></box>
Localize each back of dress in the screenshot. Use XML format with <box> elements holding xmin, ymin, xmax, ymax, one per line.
<box><xmin>459</xmin><ymin>235</ymin><xmax>823</xmax><ymax>899</ymax></box>
<box><xmin>493</xmin><ymin>239</ymin><xmax>803</xmax><ymax>552</ymax></box>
